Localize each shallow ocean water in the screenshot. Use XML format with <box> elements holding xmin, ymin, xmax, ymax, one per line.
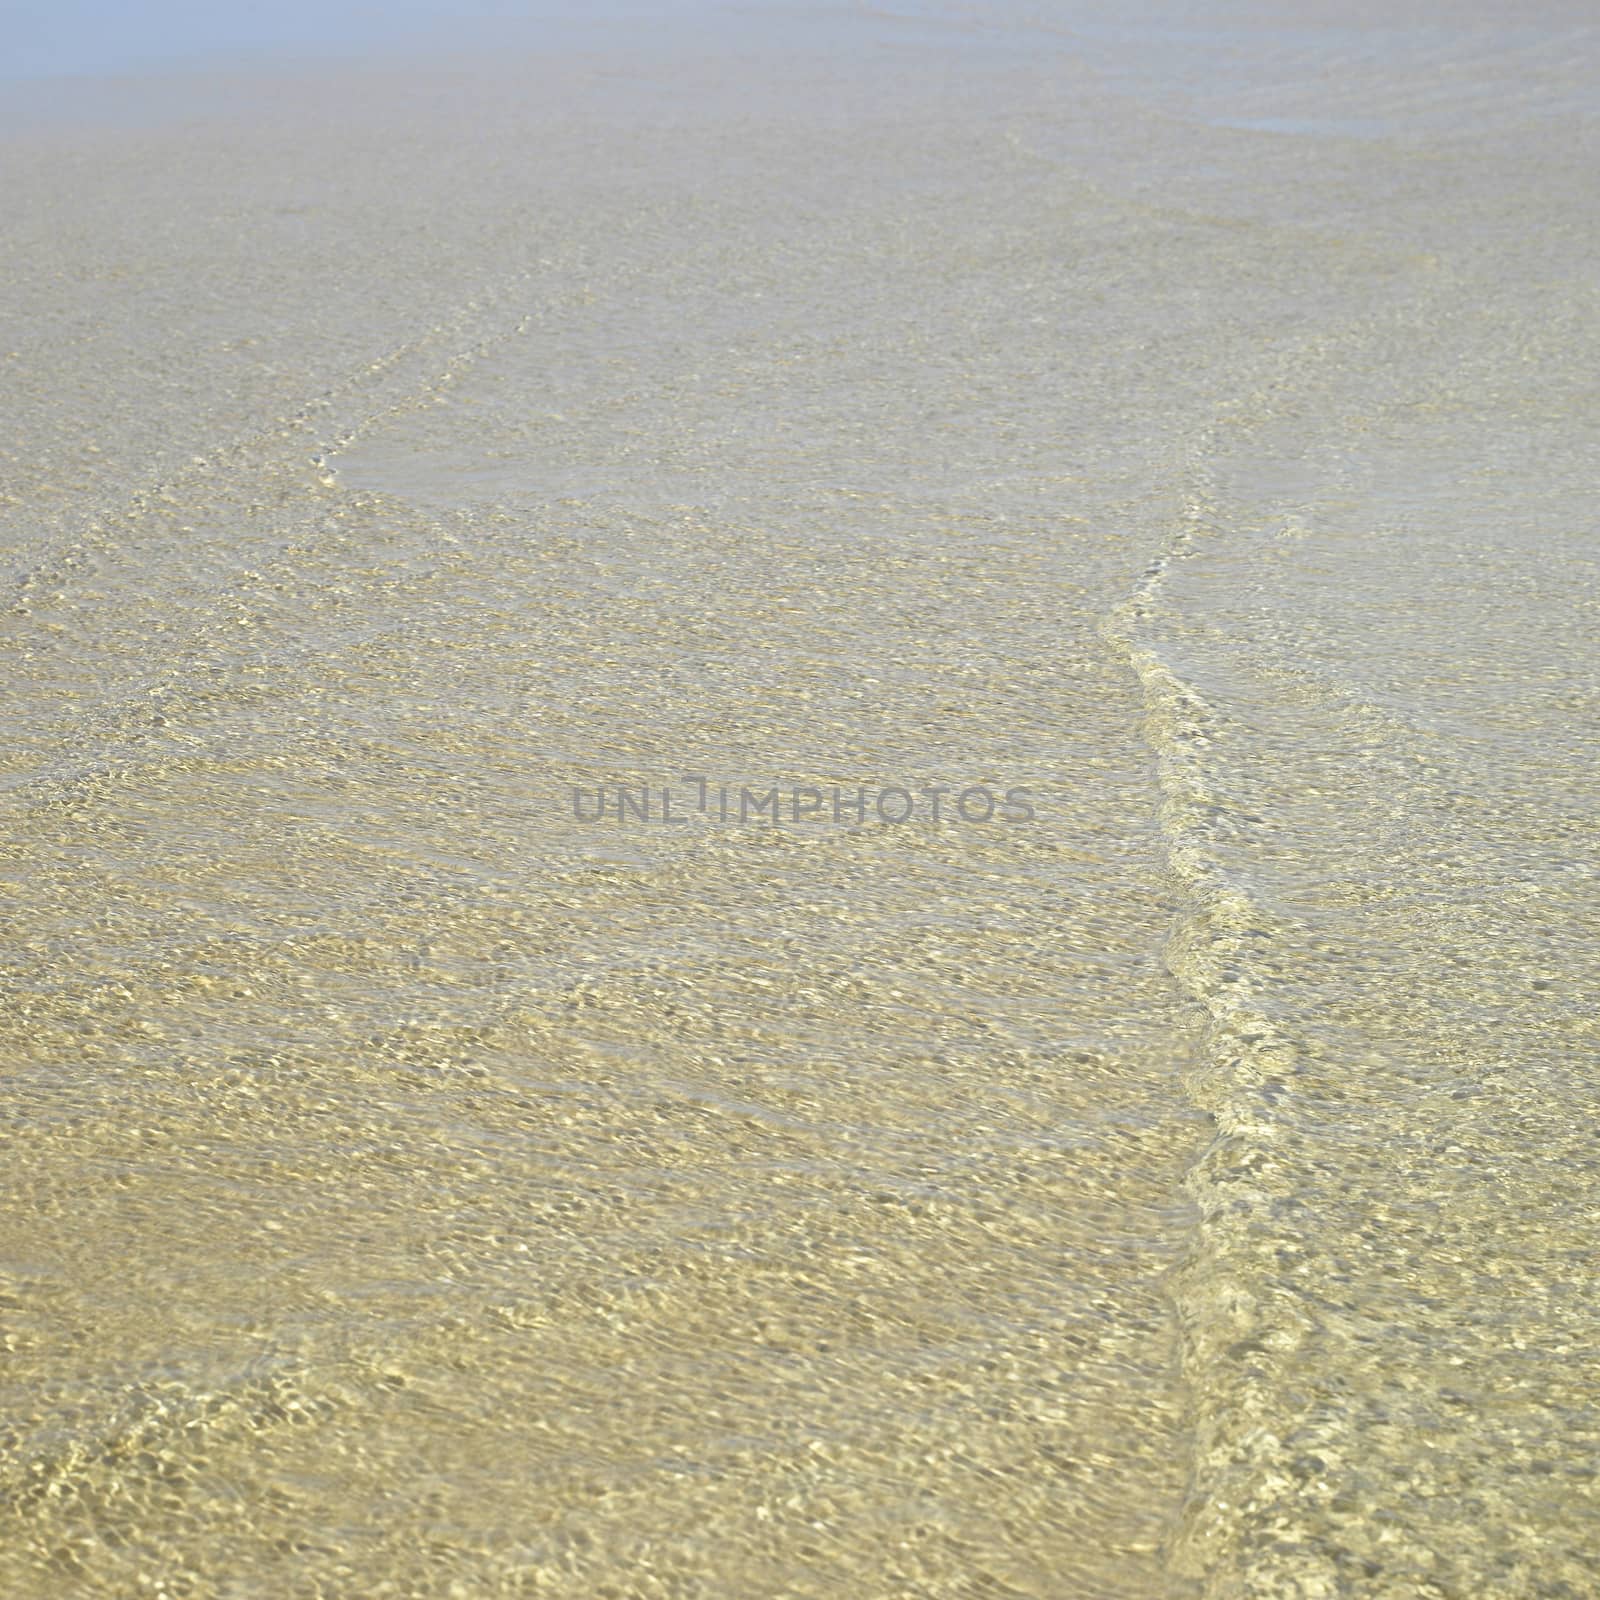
<box><xmin>3</xmin><ymin>4</ymin><xmax>1597</xmax><ymax>1596</ymax></box>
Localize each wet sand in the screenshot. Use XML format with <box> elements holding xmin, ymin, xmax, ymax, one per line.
<box><xmin>3</xmin><ymin>4</ymin><xmax>1598</xmax><ymax>1596</ymax></box>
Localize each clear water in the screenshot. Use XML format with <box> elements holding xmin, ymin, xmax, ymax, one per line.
<box><xmin>3</xmin><ymin>4</ymin><xmax>1597</xmax><ymax>1595</ymax></box>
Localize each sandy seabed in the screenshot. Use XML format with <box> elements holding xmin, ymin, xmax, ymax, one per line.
<box><xmin>3</xmin><ymin>4</ymin><xmax>1598</xmax><ymax>1596</ymax></box>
